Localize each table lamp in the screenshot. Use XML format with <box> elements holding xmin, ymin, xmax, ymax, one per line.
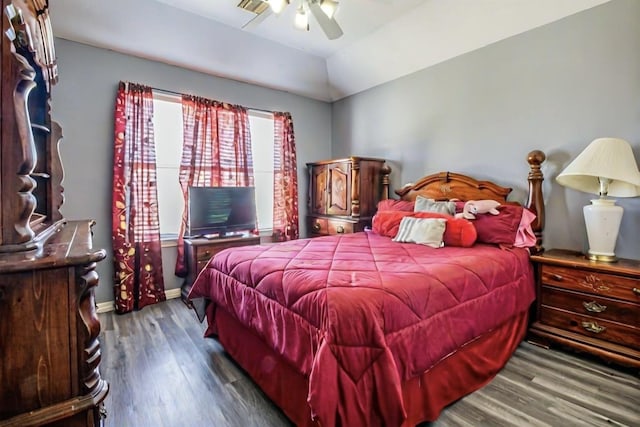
<box><xmin>556</xmin><ymin>137</ymin><xmax>640</xmax><ymax>262</ymax></box>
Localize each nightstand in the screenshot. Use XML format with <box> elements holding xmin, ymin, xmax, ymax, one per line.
<box><xmin>529</xmin><ymin>249</ymin><xmax>640</xmax><ymax>369</ymax></box>
<box><xmin>181</xmin><ymin>235</ymin><xmax>261</xmax><ymax>305</ymax></box>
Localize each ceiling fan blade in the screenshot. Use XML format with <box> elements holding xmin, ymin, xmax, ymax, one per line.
<box><xmin>307</xmin><ymin>1</ymin><xmax>343</xmax><ymax>40</ymax></box>
<box><xmin>242</xmin><ymin>8</ymin><xmax>273</xmax><ymax>30</ymax></box>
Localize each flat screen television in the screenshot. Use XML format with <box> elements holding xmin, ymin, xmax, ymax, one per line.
<box><xmin>187</xmin><ymin>186</ymin><xmax>257</xmax><ymax>238</ymax></box>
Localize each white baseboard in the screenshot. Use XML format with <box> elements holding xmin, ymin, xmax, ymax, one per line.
<box><xmin>96</xmin><ymin>287</ymin><xmax>182</xmax><ymax>314</ymax></box>
<box><xmin>96</xmin><ymin>301</ymin><xmax>115</xmax><ymax>314</ymax></box>
<box><xmin>165</xmin><ymin>287</ymin><xmax>182</xmax><ymax>299</ymax></box>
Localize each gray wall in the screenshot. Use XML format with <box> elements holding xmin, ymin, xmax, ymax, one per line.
<box><xmin>51</xmin><ymin>0</ymin><xmax>640</xmax><ymax>305</ymax></box>
<box><xmin>51</xmin><ymin>39</ymin><xmax>332</xmax><ymax>304</ymax></box>
<box><xmin>332</xmin><ymin>0</ymin><xmax>640</xmax><ymax>260</ymax></box>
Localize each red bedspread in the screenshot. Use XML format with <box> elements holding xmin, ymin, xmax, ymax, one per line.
<box><xmin>188</xmin><ymin>231</ymin><xmax>535</xmax><ymax>427</ymax></box>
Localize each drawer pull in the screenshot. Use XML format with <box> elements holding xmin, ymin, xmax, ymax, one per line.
<box><xmin>581</xmin><ymin>321</ymin><xmax>606</xmax><ymax>334</ymax></box>
<box><xmin>550</xmin><ymin>273</ymin><xmax>563</xmax><ymax>281</ymax></box>
<box><xmin>582</xmin><ymin>301</ymin><xmax>607</xmax><ymax>313</ymax></box>
<box><xmin>633</xmin><ymin>287</ymin><xmax>640</xmax><ymax>296</ymax></box>
<box><xmin>336</xmin><ymin>225</ymin><xmax>345</xmax><ymax>234</ymax></box>
<box><xmin>313</xmin><ymin>223</ymin><xmax>321</xmax><ymax>232</ymax></box>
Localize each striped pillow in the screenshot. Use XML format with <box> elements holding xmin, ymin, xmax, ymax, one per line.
<box><xmin>414</xmin><ymin>196</ymin><xmax>457</xmax><ymax>216</ymax></box>
<box><xmin>392</xmin><ymin>217</ymin><xmax>446</xmax><ymax>248</ymax></box>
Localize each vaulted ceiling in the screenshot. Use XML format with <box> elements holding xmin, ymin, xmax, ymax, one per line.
<box><xmin>50</xmin><ymin>0</ymin><xmax>611</xmax><ymax>102</ymax></box>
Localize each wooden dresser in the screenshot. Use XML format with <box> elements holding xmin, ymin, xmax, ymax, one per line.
<box><xmin>181</xmin><ymin>235</ymin><xmax>261</xmax><ymax>304</ymax></box>
<box><xmin>307</xmin><ymin>157</ymin><xmax>389</xmax><ymax>237</ymax></box>
<box><xmin>0</xmin><ymin>222</ymin><xmax>108</xmax><ymax>426</ymax></box>
<box><xmin>0</xmin><ymin>2</ymin><xmax>108</xmax><ymax>425</ymax></box>
<box><xmin>529</xmin><ymin>249</ymin><xmax>640</xmax><ymax>369</ymax></box>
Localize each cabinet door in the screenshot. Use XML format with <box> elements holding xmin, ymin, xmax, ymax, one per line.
<box><xmin>0</xmin><ymin>268</ymin><xmax>72</xmax><ymax>417</ymax></box>
<box><xmin>327</xmin><ymin>162</ymin><xmax>351</xmax><ymax>216</ymax></box>
<box><xmin>310</xmin><ymin>165</ymin><xmax>328</xmax><ymax>215</ymax></box>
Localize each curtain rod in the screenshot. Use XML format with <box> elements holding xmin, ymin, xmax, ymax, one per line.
<box><xmin>150</xmin><ymin>86</ymin><xmax>275</xmax><ymax>115</ymax></box>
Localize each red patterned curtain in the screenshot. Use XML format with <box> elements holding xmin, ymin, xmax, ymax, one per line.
<box><xmin>272</xmin><ymin>112</ymin><xmax>299</xmax><ymax>241</ymax></box>
<box><xmin>175</xmin><ymin>96</ymin><xmax>254</xmax><ymax>276</ymax></box>
<box><xmin>112</xmin><ymin>82</ymin><xmax>166</xmax><ymax>313</ymax></box>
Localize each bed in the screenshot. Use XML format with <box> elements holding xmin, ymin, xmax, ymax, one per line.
<box><xmin>188</xmin><ymin>150</ymin><xmax>546</xmax><ymax>427</ymax></box>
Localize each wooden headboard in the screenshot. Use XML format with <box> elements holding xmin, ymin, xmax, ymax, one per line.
<box><xmin>393</xmin><ymin>150</ymin><xmax>546</xmax><ymax>253</ymax></box>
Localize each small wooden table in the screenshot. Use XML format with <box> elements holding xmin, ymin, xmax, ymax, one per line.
<box><xmin>528</xmin><ymin>248</ymin><xmax>640</xmax><ymax>369</ymax></box>
<box><xmin>181</xmin><ymin>235</ymin><xmax>261</xmax><ymax>305</ymax></box>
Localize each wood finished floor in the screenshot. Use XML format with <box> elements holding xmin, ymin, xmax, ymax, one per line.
<box><xmin>99</xmin><ymin>298</ymin><xmax>640</xmax><ymax>427</ymax></box>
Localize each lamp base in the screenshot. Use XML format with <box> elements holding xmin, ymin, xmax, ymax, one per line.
<box><xmin>583</xmin><ymin>198</ymin><xmax>623</xmax><ymax>263</ymax></box>
<box><xmin>586</xmin><ymin>252</ymin><xmax>618</xmax><ymax>263</ymax></box>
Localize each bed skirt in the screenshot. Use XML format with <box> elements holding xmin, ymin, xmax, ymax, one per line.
<box><xmin>206</xmin><ymin>303</ymin><xmax>529</xmax><ymax>427</ymax></box>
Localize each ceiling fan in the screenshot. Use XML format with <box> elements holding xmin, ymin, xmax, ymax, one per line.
<box><xmin>238</xmin><ymin>0</ymin><xmax>343</xmax><ymax>40</ymax></box>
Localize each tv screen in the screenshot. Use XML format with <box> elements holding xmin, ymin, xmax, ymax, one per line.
<box><xmin>187</xmin><ymin>186</ymin><xmax>257</xmax><ymax>238</ymax></box>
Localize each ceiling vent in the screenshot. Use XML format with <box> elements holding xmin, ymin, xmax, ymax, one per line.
<box><xmin>238</xmin><ymin>0</ymin><xmax>270</xmax><ymax>15</ymax></box>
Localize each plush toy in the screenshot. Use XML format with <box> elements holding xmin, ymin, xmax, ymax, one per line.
<box><xmin>455</xmin><ymin>199</ymin><xmax>501</xmax><ymax>220</ymax></box>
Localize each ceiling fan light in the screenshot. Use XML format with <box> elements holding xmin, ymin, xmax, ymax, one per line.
<box><xmin>294</xmin><ymin>7</ymin><xmax>309</xmax><ymax>31</ymax></box>
<box><xmin>268</xmin><ymin>0</ymin><xmax>289</xmax><ymax>15</ymax></box>
<box><xmin>319</xmin><ymin>0</ymin><xmax>338</xmax><ymax>19</ymax></box>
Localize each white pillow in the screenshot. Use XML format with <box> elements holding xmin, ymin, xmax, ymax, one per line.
<box><xmin>392</xmin><ymin>217</ymin><xmax>446</xmax><ymax>248</ymax></box>
<box><xmin>414</xmin><ymin>195</ymin><xmax>456</xmax><ymax>216</ymax></box>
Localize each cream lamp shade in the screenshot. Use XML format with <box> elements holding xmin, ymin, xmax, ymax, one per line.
<box><xmin>556</xmin><ymin>137</ymin><xmax>640</xmax><ymax>261</ymax></box>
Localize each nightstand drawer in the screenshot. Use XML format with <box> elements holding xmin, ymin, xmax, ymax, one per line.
<box><xmin>195</xmin><ymin>244</ymin><xmax>242</xmax><ymax>272</ymax></box>
<box><xmin>195</xmin><ymin>238</ymin><xmax>260</xmax><ymax>261</ymax></box>
<box><xmin>540</xmin><ymin>307</ymin><xmax>640</xmax><ymax>350</ymax></box>
<box><xmin>541</xmin><ymin>265</ymin><xmax>640</xmax><ymax>302</ymax></box>
<box><xmin>196</xmin><ymin>247</ymin><xmax>215</xmax><ymax>262</ymax></box>
<box><xmin>541</xmin><ymin>286</ymin><xmax>639</xmax><ymax>326</ymax></box>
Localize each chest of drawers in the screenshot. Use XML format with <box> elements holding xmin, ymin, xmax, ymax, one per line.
<box><xmin>307</xmin><ymin>157</ymin><xmax>387</xmax><ymax>237</ymax></box>
<box><xmin>529</xmin><ymin>249</ymin><xmax>640</xmax><ymax>369</ymax></box>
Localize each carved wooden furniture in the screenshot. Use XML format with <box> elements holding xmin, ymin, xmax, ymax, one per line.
<box><xmin>1</xmin><ymin>0</ymin><xmax>63</xmax><ymax>249</ymax></box>
<box><xmin>181</xmin><ymin>235</ymin><xmax>261</xmax><ymax>305</ymax></box>
<box><xmin>529</xmin><ymin>249</ymin><xmax>640</xmax><ymax>369</ymax></box>
<box><xmin>0</xmin><ymin>221</ymin><xmax>107</xmax><ymax>426</ymax></box>
<box><xmin>395</xmin><ymin>150</ymin><xmax>546</xmax><ymax>254</ymax></box>
<box><xmin>307</xmin><ymin>157</ymin><xmax>389</xmax><ymax>237</ymax></box>
<box><xmin>188</xmin><ymin>150</ymin><xmax>547</xmax><ymax>426</ymax></box>
<box><xmin>0</xmin><ymin>1</ymin><xmax>108</xmax><ymax>425</ymax></box>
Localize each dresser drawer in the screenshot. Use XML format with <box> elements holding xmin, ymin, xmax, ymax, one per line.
<box><xmin>541</xmin><ymin>286</ymin><xmax>639</xmax><ymax>327</ymax></box>
<box><xmin>309</xmin><ymin>217</ymin><xmax>328</xmax><ymax>235</ymax></box>
<box><xmin>541</xmin><ymin>264</ymin><xmax>640</xmax><ymax>302</ymax></box>
<box><xmin>308</xmin><ymin>216</ymin><xmax>363</xmax><ymax>236</ymax></box>
<box><xmin>540</xmin><ymin>306</ymin><xmax>640</xmax><ymax>351</ymax></box>
<box><xmin>327</xmin><ymin>218</ymin><xmax>353</xmax><ymax>235</ymax></box>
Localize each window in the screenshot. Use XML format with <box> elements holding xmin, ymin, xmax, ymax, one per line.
<box><xmin>247</xmin><ymin>111</ymin><xmax>275</xmax><ymax>233</ymax></box>
<box><xmin>152</xmin><ymin>93</ymin><xmax>275</xmax><ymax>239</ymax></box>
<box><xmin>153</xmin><ymin>95</ymin><xmax>183</xmax><ymax>238</ymax></box>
